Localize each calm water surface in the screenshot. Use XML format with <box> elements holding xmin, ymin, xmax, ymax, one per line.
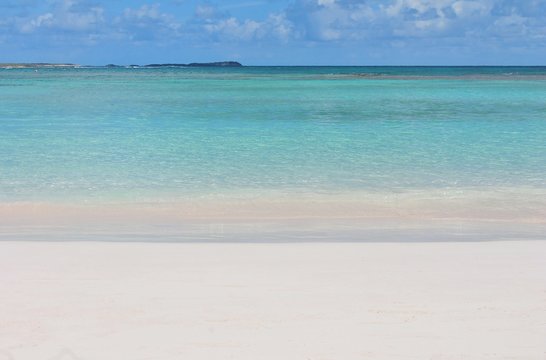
<box><xmin>1</xmin><ymin>66</ymin><xmax>545</xmax><ymax>203</ymax></box>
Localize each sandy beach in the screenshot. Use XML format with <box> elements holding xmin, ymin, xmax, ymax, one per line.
<box><xmin>3</xmin><ymin>13</ymin><xmax>546</xmax><ymax>360</ymax></box>
<box><xmin>1</xmin><ymin>240</ymin><xmax>544</xmax><ymax>360</ymax></box>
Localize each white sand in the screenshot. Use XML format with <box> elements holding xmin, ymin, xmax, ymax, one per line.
<box><xmin>1</xmin><ymin>241</ymin><xmax>545</xmax><ymax>360</ymax></box>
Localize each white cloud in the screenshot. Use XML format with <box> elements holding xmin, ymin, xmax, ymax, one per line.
<box><xmin>452</xmin><ymin>1</ymin><xmax>490</xmax><ymax>17</ymax></box>
<box><xmin>317</xmin><ymin>0</ymin><xmax>336</xmax><ymax>6</ymax></box>
<box><xmin>1</xmin><ymin>0</ymin><xmax>545</xmax><ymax>64</ymax></box>
<box><xmin>384</xmin><ymin>0</ymin><xmax>448</xmax><ymax>17</ymax></box>
<box><xmin>121</xmin><ymin>4</ymin><xmax>180</xmax><ymax>30</ymax></box>
<box><xmin>18</xmin><ymin>0</ymin><xmax>104</xmax><ymax>33</ymax></box>
<box><xmin>20</xmin><ymin>13</ymin><xmax>53</xmax><ymax>33</ymax></box>
<box><xmin>194</xmin><ymin>3</ymin><xmax>294</xmax><ymax>42</ymax></box>
<box><xmin>282</xmin><ymin>0</ymin><xmax>546</xmax><ymax>42</ymax></box>
<box><xmin>115</xmin><ymin>4</ymin><xmax>182</xmax><ymax>42</ymax></box>
<box><xmin>203</xmin><ymin>13</ymin><xmax>294</xmax><ymax>42</ymax></box>
<box><xmin>195</xmin><ymin>4</ymin><xmax>223</xmax><ymax>20</ymax></box>
<box><xmin>285</xmin><ymin>1</ymin><xmax>378</xmax><ymax>41</ymax></box>
<box><xmin>204</xmin><ymin>17</ymin><xmax>261</xmax><ymax>40</ymax></box>
<box><xmin>267</xmin><ymin>13</ymin><xmax>294</xmax><ymax>40</ymax></box>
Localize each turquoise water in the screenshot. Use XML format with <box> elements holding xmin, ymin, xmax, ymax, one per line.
<box><xmin>1</xmin><ymin>66</ymin><xmax>545</xmax><ymax>203</ymax></box>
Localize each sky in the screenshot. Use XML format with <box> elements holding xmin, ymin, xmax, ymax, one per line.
<box><xmin>0</xmin><ymin>0</ymin><xmax>545</xmax><ymax>65</ymax></box>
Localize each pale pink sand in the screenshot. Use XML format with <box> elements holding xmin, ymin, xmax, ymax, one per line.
<box><xmin>1</xmin><ymin>188</ymin><xmax>545</xmax><ymax>243</ymax></box>
<box><xmin>2</xmin><ymin>188</ymin><xmax>546</xmax><ymax>224</ymax></box>
<box><xmin>1</xmin><ymin>241</ymin><xmax>545</xmax><ymax>360</ymax></box>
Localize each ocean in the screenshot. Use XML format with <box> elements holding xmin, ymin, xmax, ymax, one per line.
<box><xmin>1</xmin><ymin>66</ymin><xmax>545</xmax><ymax>241</ymax></box>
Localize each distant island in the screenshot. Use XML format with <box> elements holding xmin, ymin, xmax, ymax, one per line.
<box><xmin>1</xmin><ymin>61</ymin><xmax>243</xmax><ymax>69</ymax></box>
<box><xmin>0</xmin><ymin>63</ymin><xmax>77</xmax><ymax>69</ymax></box>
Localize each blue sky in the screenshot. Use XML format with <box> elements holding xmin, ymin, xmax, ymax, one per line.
<box><xmin>1</xmin><ymin>0</ymin><xmax>545</xmax><ymax>65</ymax></box>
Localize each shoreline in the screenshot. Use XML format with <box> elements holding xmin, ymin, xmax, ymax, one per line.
<box><xmin>2</xmin><ymin>186</ymin><xmax>545</xmax><ymax>220</ymax></box>
<box><xmin>1</xmin><ymin>187</ymin><xmax>545</xmax><ymax>242</ymax></box>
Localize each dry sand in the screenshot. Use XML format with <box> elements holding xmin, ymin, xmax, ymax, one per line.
<box><xmin>1</xmin><ymin>240</ymin><xmax>545</xmax><ymax>360</ymax></box>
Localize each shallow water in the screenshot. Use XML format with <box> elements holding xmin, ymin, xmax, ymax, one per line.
<box><xmin>1</xmin><ymin>66</ymin><xmax>545</xmax><ymax>202</ymax></box>
<box><xmin>0</xmin><ymin>66</ymin><xmax>545</xmax><ymax>240</ymax></box>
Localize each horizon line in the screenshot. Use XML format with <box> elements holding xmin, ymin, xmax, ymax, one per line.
<box><xmin>2</xmin><ymin>62</ymin><xmax>546</xmax><ymax>67</ymax></box>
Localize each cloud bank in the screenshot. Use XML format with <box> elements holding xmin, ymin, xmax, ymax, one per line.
<box><xmin>1</xmin><ymin>0</ymin><xmax>545</xmax><ymax>64</ymax></box>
